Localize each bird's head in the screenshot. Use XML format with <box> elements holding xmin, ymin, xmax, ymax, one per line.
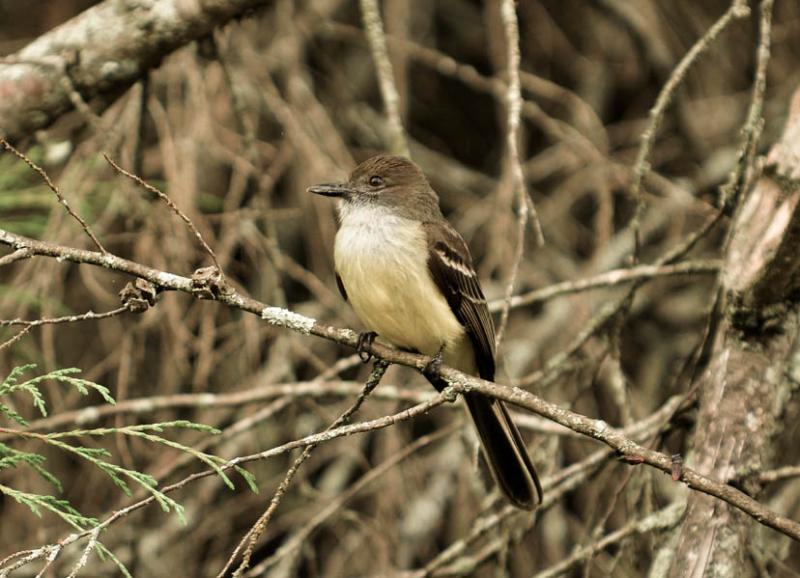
<box><xmin>308</xmin><ymin>155</ymin><xmax>441</xmax><ymax>220</ymax></box>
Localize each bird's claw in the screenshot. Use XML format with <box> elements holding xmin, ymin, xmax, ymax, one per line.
<box><xmin>356</xmin><ymin>331</ymin><xmax>378</xmax><ymax>363</ymax></box>
<box><xmin>423</xmin><ymin>345</ymin><xmax>445</xmax><ymax>378</ymax></box>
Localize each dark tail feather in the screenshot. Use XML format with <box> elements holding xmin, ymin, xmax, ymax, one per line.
<box><xmin>464</xmin><ymin>392</ymin><xmax>542</xmax><ymax>510</ymax></box>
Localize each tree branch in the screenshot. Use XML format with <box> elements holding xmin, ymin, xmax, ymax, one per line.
<box><xmin>1</xmin><ymin>227</ymin><xmax>799</xmax><ymax>543</ymax></box>
<box><xmin>0</xmin><ymin>0</ymin><xmax>273</xmax><ymax>142</ymax></box>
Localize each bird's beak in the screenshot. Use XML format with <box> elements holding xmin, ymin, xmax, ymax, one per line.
<box><xmin>307</xmin><ymin>183</ymin><xmax>351</xmax><ymax>198</ymax></box>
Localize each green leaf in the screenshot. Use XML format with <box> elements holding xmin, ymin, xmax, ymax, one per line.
<box><xmin>0</xmin><ymin>365</ymin><xmax>123</xmax><ymax>427</ymax></box>
<box><xmin>0</xmin><ymin>443</ymin><xmax>62</xmax><ymax>491</ymax></box>
<box><xmin>0</xmin><ymin>402</ymin><xmax>28</xmax><ymax>426</ymax></box>
<box><xmin>0</xmin><ymin>365</ymin><xmax>241</xmax><ymax>532</ymax></box>
<box><xmin>0</xmin><ymin>363</ymin><xmax>36</xmax><ymax>391</ymax></box>
<box><xmin>0</xmin><ymin>484</ymin><xmax>97</xmax><ymax>529</ymax></box>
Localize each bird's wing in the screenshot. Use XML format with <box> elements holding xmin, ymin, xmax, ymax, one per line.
<box><xmin>424</xmin><ymin>221</ymin><xmax>496</xmax><ymax>380</ymax></box>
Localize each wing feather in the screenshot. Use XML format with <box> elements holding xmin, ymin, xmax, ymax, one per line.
<box><xmin>424</xmin><ymin>222</ymin><xmax>496</xmax><ymax>380</ymax></box>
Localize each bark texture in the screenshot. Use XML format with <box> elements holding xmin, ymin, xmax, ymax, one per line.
<box><xmin>670</xmin><ymin>86</ymin><xmax>800</xmax><ymax>577</ymax></box>
<box><xmin>0</xmin><ymin>0</ymin><xmax>271</xmax><ymax>142</ymax></box>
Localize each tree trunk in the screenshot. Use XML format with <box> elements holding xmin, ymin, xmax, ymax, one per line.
<box><xmin>669</xmin><ymin>85</ymin><xmax>800</xmax><ymax>577</ymax></box>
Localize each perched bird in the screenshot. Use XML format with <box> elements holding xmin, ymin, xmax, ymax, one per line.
<box><xmin>308</xmin><ymin>155</ymin><xmax>541</xmax><ymax>509</ymax></box>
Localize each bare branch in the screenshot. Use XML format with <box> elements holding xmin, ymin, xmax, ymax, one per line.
<box><xmin>493</xmin><ymin>260</ymin><xmax>721</xmax><ymax>311</ymax></box>
<box><xmin>0</xmin><ymin>248</ymin><xmax>32</xmax><ymax>267</ymax></box>
<box><xmin>227</xmin><ymin>360</ymin><xmax>389</xmax><ymax>577</ymax></box>
<box><xmin>1</xmin><ymin>226</ymin><xmax>798</xmax><ymax>544</ymax></box>
<box><xmin>627</xmin><ymin>0</ymin><xmax>750</xmax><ymax>256</ymax></box>
<box><xmin>359</xmin><ymin>0</ymin><xmax>409</xmax><ymax>157</ymax></box>
<box><xmin>1</xmin><ymin>306</ymin><xmax>129</xmax><ymax>328</ymax></box>
<box><xmin>104</xmin><ymin>155</ymin><xmax>223</xmax><ymax>274</ymax></box>
<box><xmin>1</xmin><ymin>139</ymin><xmax>107</xmax><ymax>253</ymax></box>
<box><xmin>494</xmin><ymin>0</ymin><xmax>540</xmax><ymax>350</ymax></box>
<box><xmin>0</xmin><ymin>0</ymin><xmax>275</xmax><ymax>142</ymax></box>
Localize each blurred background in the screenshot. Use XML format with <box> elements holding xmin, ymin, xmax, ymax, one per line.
<box><xmin>1</xmin><ymin>0</ymin><xmax>800</xmax><ymax>576</ymax></box>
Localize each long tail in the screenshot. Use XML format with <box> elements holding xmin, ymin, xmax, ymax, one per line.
<box><xmin>464</xmin><ymin>392</ymin><xmax>542</xmax><ymax>510</ymax></box>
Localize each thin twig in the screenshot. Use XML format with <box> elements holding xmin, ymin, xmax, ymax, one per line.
<box><xmin>760</xmin><ymin>465</ymin><xmax>800</xmax><ymax>483</ymax></box>
<box><xmin>13</xmin><ymin>380</ymin><xmax>424</xmax><ymax>436</ymax></box>
<box><xmin>517</xmin><ymin>211</ymin><xmax>724</xmax><ymax>388</ymax></box>
<box><xmin>65</xmin><ymin>528</ymin><xmax>100</xmax><ymax>578</ymax></box>
<box><xmin>4</xmin><ymin>381</ymin><xmax>450</xmax><ymax>575</ymax></box>
<box><xmin>0</xmin><ymin>139</ymin><xmax>107</xmax><ymax>254</ymax></box>
<box><xmin>245</xmin><ymin>422</ymin><xmax>460</xmax><ymax>577</ymax></box>
<box><xmin>359</xmin><ymin>0</ymin><xmax>409</xmax><ymax>157</ymax></box>
<box><xmin>0</xmin><ymin>549</ymin><xmax>44</xmax><ymax>574</ymax></box>
<box><xmin>411</xmin><ymin>395</ymin><xmax>689</xmax><ymax>577</ymax></box>
<box><xmin>0</xmin><ymin>247</ymin><xmax>32</xmax><ymax>267</ymax></box>
<box><xmin>322</xmin><ymin>22</ymin><xmax>603</xmax><ymax>164</ymax></box>
<box><xmin>0</xmin><ymin>545</ymin><xmax>59</xmax><ymax>578</ymax></box>
<box><xmin>494</xmin><ymin>0</ymin><xmax>545</xmax><ymax>351</ymax></box>
<box><xmin>103</xmin><ymin>155</ymin><xmax>223</xmax><ymax>274</ymax></box>
<box><xmin>0</xmin><ymin>326</ymin><xmax>32</xmax><ymax>352</ymax></box>
<box><xmin>532</xmin><ymin>502</ymin><xmax>685</xmax><ymax>578</ymax></box>
<box><xmin>499</xmin><ymin>0</ymin><xmax>544</xmax><ymax>247</ymax></box>
<box><xmin>719</xmin><ymin>0</ymin><xmax>773</xmax><ymax>214</ymax></box>
<box><xmin>492</xmin><ymin>260</ymin><xmax>721</xmax><ymax>311</ymax></box>
<box><xmin>626</xmin><ymin>0</ymin><xmax>750</xmax><ymax>258</ymax></box>
<box><xmin>1</xmin><ymin>306</ymin><xmax>129</xmax><ymax>328</ymax></box>
<box><xmin>226</xmin><ymin>360</ymin><xmax>390</xmax><ymax>577</ymax></box>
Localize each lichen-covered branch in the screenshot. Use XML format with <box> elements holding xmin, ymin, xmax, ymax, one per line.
<box><xmin>0</xmin><ymin>0</ymin><xmax>273</xmax><ymax>142</ymax></box>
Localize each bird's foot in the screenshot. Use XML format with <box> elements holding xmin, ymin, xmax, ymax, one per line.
<box><xmin>422</xmin><ymin>345</ymin><xmax>446</xmax><ymax>378</ymax></box>
<box><xmin>356</xmin><ymin>331</ymin><xmax>378</xmax><ymax>363</ymax></box>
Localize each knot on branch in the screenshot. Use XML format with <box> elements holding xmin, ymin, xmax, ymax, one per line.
<box><xmin>440</xmin><ymin>386</ymin><xmax>459</xmax><ymax>403</ymax></box>
<box><xmin>119</xmin><ymin>278</ymin><xmax>157</xmax><ymax>312</ymax></box>
<box><xmin>191</xmin><ymin>266</ymin><xmax>230</xmax><ymax>299</ymax></box>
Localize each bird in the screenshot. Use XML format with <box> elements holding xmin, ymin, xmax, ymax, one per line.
<box><xmin>308</xmin><ymin>154</ymin><xmax>541</xmax><ymax>509</ymax></box>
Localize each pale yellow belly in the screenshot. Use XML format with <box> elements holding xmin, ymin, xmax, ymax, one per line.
<box><xmin>334</xmin><ymin>210</ymin><xmax>472</xmax><ymax>370</ymax></box>
<box><xmin>344</xmin><ymin>256</ymin><xmax>459</xmax><ymax>354</ymax></box>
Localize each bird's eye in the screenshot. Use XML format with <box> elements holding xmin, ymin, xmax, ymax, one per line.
<box><xmin>369</xmin><ymin>175</ymin><xmax>384</xmax><ymax>187</ymax></box>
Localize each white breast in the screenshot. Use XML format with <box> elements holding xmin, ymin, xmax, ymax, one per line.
<box><xmin>334</xmin><ymin>204</ymin><xmax>467</xmax><ymax>359</ymax></box>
